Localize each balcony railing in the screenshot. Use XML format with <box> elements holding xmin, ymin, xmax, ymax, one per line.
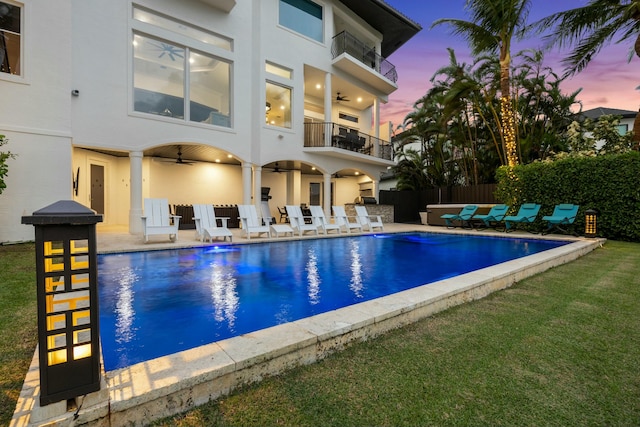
<box><xmin>331</xmin><ymin>31</ymin><xmax>398</xmax><ymax>83</ymax></box>
<box><xmin>304</xmin><ymin>122</ymin><xmax>393</xmax><ymax>161</ymax></box>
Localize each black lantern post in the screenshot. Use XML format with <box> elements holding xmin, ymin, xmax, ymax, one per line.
<box><xmin>584</xmin><ymin>209</ymin><xmax>598</xmax><ymax>238</ymax></box>
<box><xmin>22</xmin><ymin>200</ymin><xmax>103</xmax><ymax>406</ymax></box>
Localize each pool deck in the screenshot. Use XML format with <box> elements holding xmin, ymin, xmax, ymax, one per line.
<box><xmin>11</xmin><ymin>224</ymin><xmax>605</xmax><ymax>427</ymax></box>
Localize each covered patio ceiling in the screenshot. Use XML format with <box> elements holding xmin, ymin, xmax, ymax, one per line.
<box><xmin>79</xmin><ymin>146</ymin><xmax>363</xmax><ymax>177</ymax></box>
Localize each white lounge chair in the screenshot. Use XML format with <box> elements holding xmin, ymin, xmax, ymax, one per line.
<box><xmin>237</xmin><ymin>204</ymin><xmax>271</xmax><ymax>239</ymax></box>
<box><xmin>286</xmin><ymin>205</ymin><xmax>319</xmax><ymax>236</ymax></box>
<box><xmin>332</xmin><ymin>205</ymin><xmax>362</xmax><ymax>233</ymax></box>
<box><xmin>355</xmin><ymin>205</ymin><xmax>384</xmax><ymax>232</ymax></box>
<box><xmin>141</xmin><ymin>198</ymin><xmax>180</xmax><ymax>242</ymax></box>
<box><xmin>309</xmin><ymin>205</ymin><xmax>341</xmax><ymax>235</ymax></box>
<box><xmin>192</xmin><ymin>204</ymin><xmax>233</xmax><ymax>242</ymax></box>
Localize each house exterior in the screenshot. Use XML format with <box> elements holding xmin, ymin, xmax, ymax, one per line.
<box><xmin>580</xmin><ymin>107</ymin><xmax>638</xmax><ymax>135</ymax></box>
<box><xmin>0</xmin><ymin>0</ymin><xmax>421</xmax><ymax>243</ymax></box>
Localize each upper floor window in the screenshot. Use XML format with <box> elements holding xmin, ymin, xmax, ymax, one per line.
<box><xmin>266</xmin><ymin>81</ymin><xmax>291</xmax><ymax>128</ymax></box>
<box><xmin>279</xmin><ymin>0</ymin><xmax>322</xmax><ymax>43</ymax></box>
<box><xmin>133</xmin><ymin>6</ymin><xmax>232</xmax><ymax>51</ymax></box>
<box><xmin>266</xmin><ymin>61</ymin><xmax>292</xmax><ymax>79</ymax></box>
<box><xmin>265</xmin><ymin>62</ymin><xmax>292</xmax><ymax>128</ymax></box>
<box><xmin>132</xmin><ymin>6</ymin><xmax>232</xmax><ymax>127</ymax></box>
<box><xmin>0</xmin><ymin>1</ymin><xmax>21</xmax><ymax>76</ymax></box>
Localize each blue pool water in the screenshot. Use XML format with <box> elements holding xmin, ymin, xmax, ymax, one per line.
<box><xmin>98</xmin><ymin>232</ymin><xmax>569</xmax><ymax>371</ymax></box>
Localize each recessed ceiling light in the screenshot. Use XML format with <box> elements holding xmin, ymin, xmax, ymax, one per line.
<box><xmin>215</xmin><ymin>159</ymin><xmax>221</xmax><ymax>163</ymax></box>
<box><xmin>315</xmin><ymin>83</ymin><xmax>321</xmax><ymax>89</ymax></box>
<box><xmin>357</xmin><ymin>97</ymin><xmax>362</xmax><ymax>102</ymax></box>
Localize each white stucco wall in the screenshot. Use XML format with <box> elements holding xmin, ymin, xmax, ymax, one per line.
<box><xmin>0</xmin><ymin>0</ymin><xmax>401</xmax><ymax>242</ymax></box>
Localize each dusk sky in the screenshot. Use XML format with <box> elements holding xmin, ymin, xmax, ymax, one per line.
<box><xmin>380</xmin><ymin>0</ymin><xmax>640</xmax><ymax>128</ymax></box>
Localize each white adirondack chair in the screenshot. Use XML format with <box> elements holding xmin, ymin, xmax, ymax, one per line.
<box><xmin>192</xmin><ymin>204</ymin><xmax>233</xmax><ymax>242</ymax></box>
<box><xmin>237</xmin><ymin>204</ymin><xmax>271</xmax><ymax>239</ymax></box>
<box><xmin>285</xmin><ymin>205</ymin><xmax>319</xmax><ymax>236</ymax></box>
<box><xmin>141</xmin><ymin>198</ymin><xmax>180</xmax><ymax>242</ymax></box>
<box><xmin>309</xmin><ymin>205</ymin><xmax>341</xmax><ymax>235</ymax></box>
<box><xmin>355</xmin><ymin>205</ymin><xmax>384</xmax><ymax>232</ymax></box>
<box><xmin>332</xmin><ymin>205</ymin><xmax>362</xmax><ymax>233</ymax></box>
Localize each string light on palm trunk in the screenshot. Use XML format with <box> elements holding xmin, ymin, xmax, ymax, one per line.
<box><xmin>501</xmin><ymin>97</ymin><xmax>518</xmax><ymax>167</ymax></box>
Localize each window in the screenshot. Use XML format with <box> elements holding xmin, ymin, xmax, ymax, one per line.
<box><xmin>265</xmin><ymin>62</ymin><xmax>292</xmax><ymax>128</ymax></box>
<box><xmin>132</xmin><ymin>7</ymin><xmax>232</xmax><ymax>127</ymax></box>
<box><xmin>0</xmin><ymin>1</ymin><xmax>21</xmax><ymax>76</ymax></box>
<box><xmin>339</xmin><ymin>112</ymin><xmax>358</xmax><ymax>123</ymax></box>
<box><xmin>265</xmin><ymin>82</ymin><xmax>291</xmax><ymax>128</ymax></box>
<box><xmin>133</xmin><ymin>6</ymin><xmax>232</xmax><ymax>51</ymax></box>
<box><xmin>279</xmin><ymin>0</ymin><xmax>322</xmax><ymax>42</ymax></box>
<box><xmin>616</xmin><ymin>124</ymin><xmax>628</xmax><ymax>135</ymax></box>
<box><xmin>266</xmin><ymin>61</ymin><xmax>291</xmax><ymax>79</ymax></box>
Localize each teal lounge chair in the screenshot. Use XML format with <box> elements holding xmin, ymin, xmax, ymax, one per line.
<box><xmin>503</xmin><ymin>203</ymin><xmax>541</xmax><ymax>232</ymax></box>
<box><xmin>440</xmin><ymin>205</ymin><xmax>478</xmax><ymax>229</ymax></box>
<box><xmin>541</xmin><ymin>204</ymin><xmax>580</xmax><ymax>235</ymax></box>
<box><xmin>472</xmin><ymin>204</ymin><xmax>510</xmax><ymax>230</ymax></box>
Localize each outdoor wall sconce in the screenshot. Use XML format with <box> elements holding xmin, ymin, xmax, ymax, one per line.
<box><xmin>584</xmin><ymin>209</ymin><xmax>598</xmax><ymax>238</ymax></box>
<box><xmin>22</xmin><ymin>200</ymin><xmax>103</xmax><ymax>406</ymax></box>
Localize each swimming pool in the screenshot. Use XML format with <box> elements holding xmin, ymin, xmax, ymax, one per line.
<box><xmin>98</xmin><ymin>232</ymin><xmax>569</xmax><ymax>371</ymax></box>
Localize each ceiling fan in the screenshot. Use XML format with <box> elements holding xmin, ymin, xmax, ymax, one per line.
<box><xmin>148</xmin><ymin>41</ymin><xmax>184</xmax><ymax>61</ymax></box>
<box><xmin>335</xmin><ymin>92</ymin><xmax>350</xmax><ymax>102</ymax></box>
<box><xmin>160</xmin><ymin>145</ymin><xmax>194</xmax><ymax>165</ymax></box>
<box><xmin>269</xmin><ymin>162</ymin><xmax>291</xmax><ymax>173</ymax></box>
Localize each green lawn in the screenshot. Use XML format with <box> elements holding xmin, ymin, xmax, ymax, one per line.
<box><xmin>2</xmin><ymin>241</ymin><xmax>640</xmax><ymax>426</ymax></box>
<box><xmin>0</xmin><ymin>243</ymin><xmax>37</xmax><ymax>425</ymax></box>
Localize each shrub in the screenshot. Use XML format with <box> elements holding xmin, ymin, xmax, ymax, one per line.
<box><xmin>495</xmin><ymin>152</ymin><xmax>640</xmax><ymax>241</ymax></box>
<box><xmin>0</xmin><ymin>135</ymin><xmax>17</xmax><ymax>195</ymax></box>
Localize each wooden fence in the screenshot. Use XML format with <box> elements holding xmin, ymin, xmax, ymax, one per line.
<box><xmin>379</xmin><ymin>184</ymin><xmax>498</xmax><ymax>223</ymax></box>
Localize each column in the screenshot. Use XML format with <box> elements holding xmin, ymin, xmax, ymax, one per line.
<box><xmin>324</xmin><ymin>72</ymin><xmax>332</xmax><ymax>147</ymax></box>
<box><xmin>253</xmin><ymin>165</ymin><xmax>262</xmax><ymax>209</ymax></box>
<box><xmin>129</xmin><ymin>151</ymin><xmax>143</xmax><ymax>234</ymax></box>
<box><xmin>372</xmin><ymin>179</ymin><xmax>379</xmax><ymax>202</ymax></box>
<box><xmin>287</xmin><ymin>170</ymin><xmax>301</xmax><ymax>206</ymax></box>
<box><xmin>242</xmin><ymin>162</ymin><xmax>252</xmax><ymax>205</ymax></box>
<box><xmin>373</xmin><ymin>98</ymin><xmax>380</xmax><ymax>158</ymax></box>
<box><xmin>323</xmin><ymin>172</ymin><xmax>331</xmax><ymax>216</ymax></box>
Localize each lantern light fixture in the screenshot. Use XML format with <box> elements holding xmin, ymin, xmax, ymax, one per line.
<box><xmin>584</xmin><ymin>209</ymin><xmax>598</xmax><ymax>238</ymax></box>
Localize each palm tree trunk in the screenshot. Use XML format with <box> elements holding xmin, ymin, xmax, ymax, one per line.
<box><xmin>500</xmin><ymin>46</ymin><xmax>518</xmax><ymax>167</ymax></box>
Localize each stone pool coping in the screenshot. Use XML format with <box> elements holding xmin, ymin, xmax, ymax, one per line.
<box><xmin>11</xmin><ymin>230</ymin><xmax>604</xmax><ymax>426</ymax></box>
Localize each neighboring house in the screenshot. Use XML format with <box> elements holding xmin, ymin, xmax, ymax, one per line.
<box><xmin>580</xmin><ymin>107</ymin><xmax>638</xmax><ymax>136</ymax></box>
<box><xmin>578</xmin><ymin>107</ymin><xmax>638</xmax><ymax>151</ymax></box>
<box><xmin>0</xmin><ymin>0</ymin><xmax>421</xmax><ymax>243</ymax></box>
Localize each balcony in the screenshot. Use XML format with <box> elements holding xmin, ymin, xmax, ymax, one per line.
<box><xmin>331</xmin><ymin>31</ymin><xmax>398</xmax><ymax>94</ymax></box>
<box><xmin>303</xmin><ymin>122</ymin><xmax>393</xmax><ymax>164</ymax></box>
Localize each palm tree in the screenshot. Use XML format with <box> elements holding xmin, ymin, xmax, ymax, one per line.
<box><xmin>511</xmin><ymin>49</ymin><xmax>583</xmax><ymax>161</ymax></box>
<box><xmin>534</xmin><ymin>0</ymin><xmax>640</xmax><ymax>77</ymax></box>
<box><xmin>534</xmin><ymin>0</ymin><xmax>640</xmax><ymax>149</ymax></box>
<box><xmin>432</xmin><ymin>0</ymin><xmax>532</xmax><ymax>167</ymax></box>
<box><xmin>391</xmin><ymin>149</ymin><xmax>430</xmax><ymax>191</ymax></box>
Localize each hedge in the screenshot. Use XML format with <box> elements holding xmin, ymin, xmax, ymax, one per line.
<box><xmin>495</xmin><ymin>152</ymin><xmax>640</xmax><ymax>241</ymax></box>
